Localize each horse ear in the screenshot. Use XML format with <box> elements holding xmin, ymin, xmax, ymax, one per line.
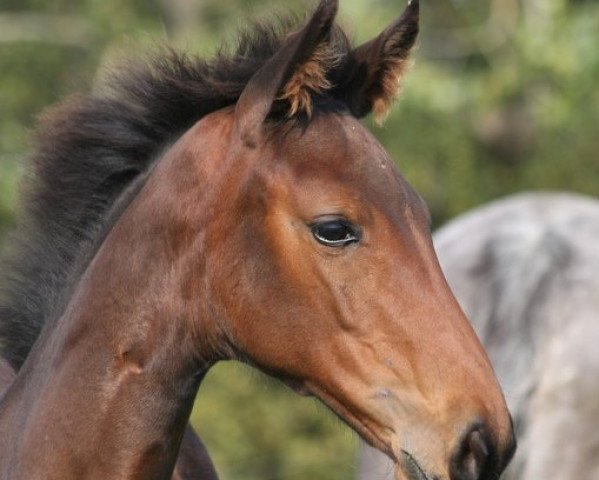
<box><xmin>343</xmin><ymin>0</ymin><xmax>419</xmax><ymax>124</ymax></box>
<box><xmin>234</xmin><ymin>0</ymin><xmax>339</xmax><ymax>147</ymax></box>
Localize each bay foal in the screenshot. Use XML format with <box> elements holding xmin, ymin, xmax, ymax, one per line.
<box><xmin>0</xmin><ymin>1</ymin><xmax>514</xmax><ymax>479</ymax></box>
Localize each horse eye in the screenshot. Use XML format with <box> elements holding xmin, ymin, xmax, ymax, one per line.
<box><xmin>311</xmin><ymin>219</ymin><xmax>360</xmax><ymax>247</ymax></box>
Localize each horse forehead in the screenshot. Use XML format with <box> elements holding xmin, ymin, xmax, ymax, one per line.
<box><xmin>306</xmin><ymin>113</ymin><xmax>385</xmax><ymax>161</ymax></box>
<box><xmin>273</xmin><ymin>113</ymin><xmax>399</xmax><ymax>187</ymax></box>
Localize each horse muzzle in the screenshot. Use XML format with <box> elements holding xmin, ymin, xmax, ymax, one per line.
<box><xmin>396</xmin><ymin>420</ymin><xmax>517</xmax><ymax>480</ymax></box>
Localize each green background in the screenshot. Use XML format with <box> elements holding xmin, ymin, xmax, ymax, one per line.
<box><xmin>0</xmin><ymin>0</ymin><xmax>598</xmax><ymax>478</ymax></box>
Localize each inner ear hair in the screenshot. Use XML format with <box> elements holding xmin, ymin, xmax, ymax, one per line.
<box><xmin>371</xmin><ymin>27</ymin><xmax>417</xmax><ymax>124</ymax></box>
<box><xmin>233</xmin><ymin>0</ymin><xmax>339</xmax><ymax>145</ymax></box>
<box><xmin>345</xmin><ymin>0</ymin><xmax>419</xmax><ymax>124</ymax></box>
<box><xmin>278</xmin><ymin>40</ymin><xmax>340</xmax><ymax>118</ymax></box>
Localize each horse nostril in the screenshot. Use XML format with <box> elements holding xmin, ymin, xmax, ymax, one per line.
<box><xmin>463</xmin><ymin>429</ymin><xmax>489</xmax><ymax>479</ymax></box>
<box><xmin>450</xmin><ymin>424</ymin><xmax>494</xmax><ymax>480</ymax></box>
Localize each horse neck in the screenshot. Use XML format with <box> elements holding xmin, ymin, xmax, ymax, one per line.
<box><xmin>0</xmin><ymin>115</ymin><xmax>234</xmax><ymax>480</ymax></box>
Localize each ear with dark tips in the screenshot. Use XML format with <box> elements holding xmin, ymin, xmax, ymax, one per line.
<box><xmin>234</xmin><ymin>0</ymin><xmax>339</xmax><ymax>147</ymax></box>
<box><xmin>341</xmin><ymin>0</ymin><xmax>419</xmax><ymax>123</ymax></box>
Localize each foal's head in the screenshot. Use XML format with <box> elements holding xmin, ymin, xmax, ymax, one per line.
<box><xmin>141</xmin><ymin>1</ymin><xmax>515</xmax><ymax>478</ymax></box>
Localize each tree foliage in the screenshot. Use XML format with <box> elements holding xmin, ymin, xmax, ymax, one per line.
<box><xmin>0</xmin><ymin>1</ymin><xmax>598</xmax><ymax>478</ymax></box>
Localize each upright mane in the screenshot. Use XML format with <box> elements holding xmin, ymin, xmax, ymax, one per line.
<box><xmin>0</xmin><ymin>16</ymin><xmax>362</xmax><ymax>369</ymax></box>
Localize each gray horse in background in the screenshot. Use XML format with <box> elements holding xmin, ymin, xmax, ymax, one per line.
<box><xmin>359</xmin><ymin>192</ymin><xmax>599</xmax><ymax>480</ymax></box>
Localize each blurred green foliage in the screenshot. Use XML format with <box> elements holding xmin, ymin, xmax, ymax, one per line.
<box><xmin>0</xmin><ymin>0</ymin><xmax>598</xmax><ymax>479</ymax></box>
<box><xmin>192</xmin><ymin>363</ymin><xmax>357</xmax><ymax>479</ymax></box>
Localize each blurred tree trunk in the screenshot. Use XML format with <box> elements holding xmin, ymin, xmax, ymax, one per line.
<box><xmin>158</xmin><ymin>0</ymin><xmax>203</xmax><ymax>43</ymax></box>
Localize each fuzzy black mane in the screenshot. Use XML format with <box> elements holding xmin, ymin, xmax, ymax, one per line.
<box><xmin>0</xmin><ymin>17</ymin><xmax>362</xmax><ymax>369</ymax></box>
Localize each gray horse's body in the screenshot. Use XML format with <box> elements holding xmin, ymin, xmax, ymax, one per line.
<box><xmin>359</xmin><ymin>192</ymin><xmax>599</xmax><ymax>480</ymax></box>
